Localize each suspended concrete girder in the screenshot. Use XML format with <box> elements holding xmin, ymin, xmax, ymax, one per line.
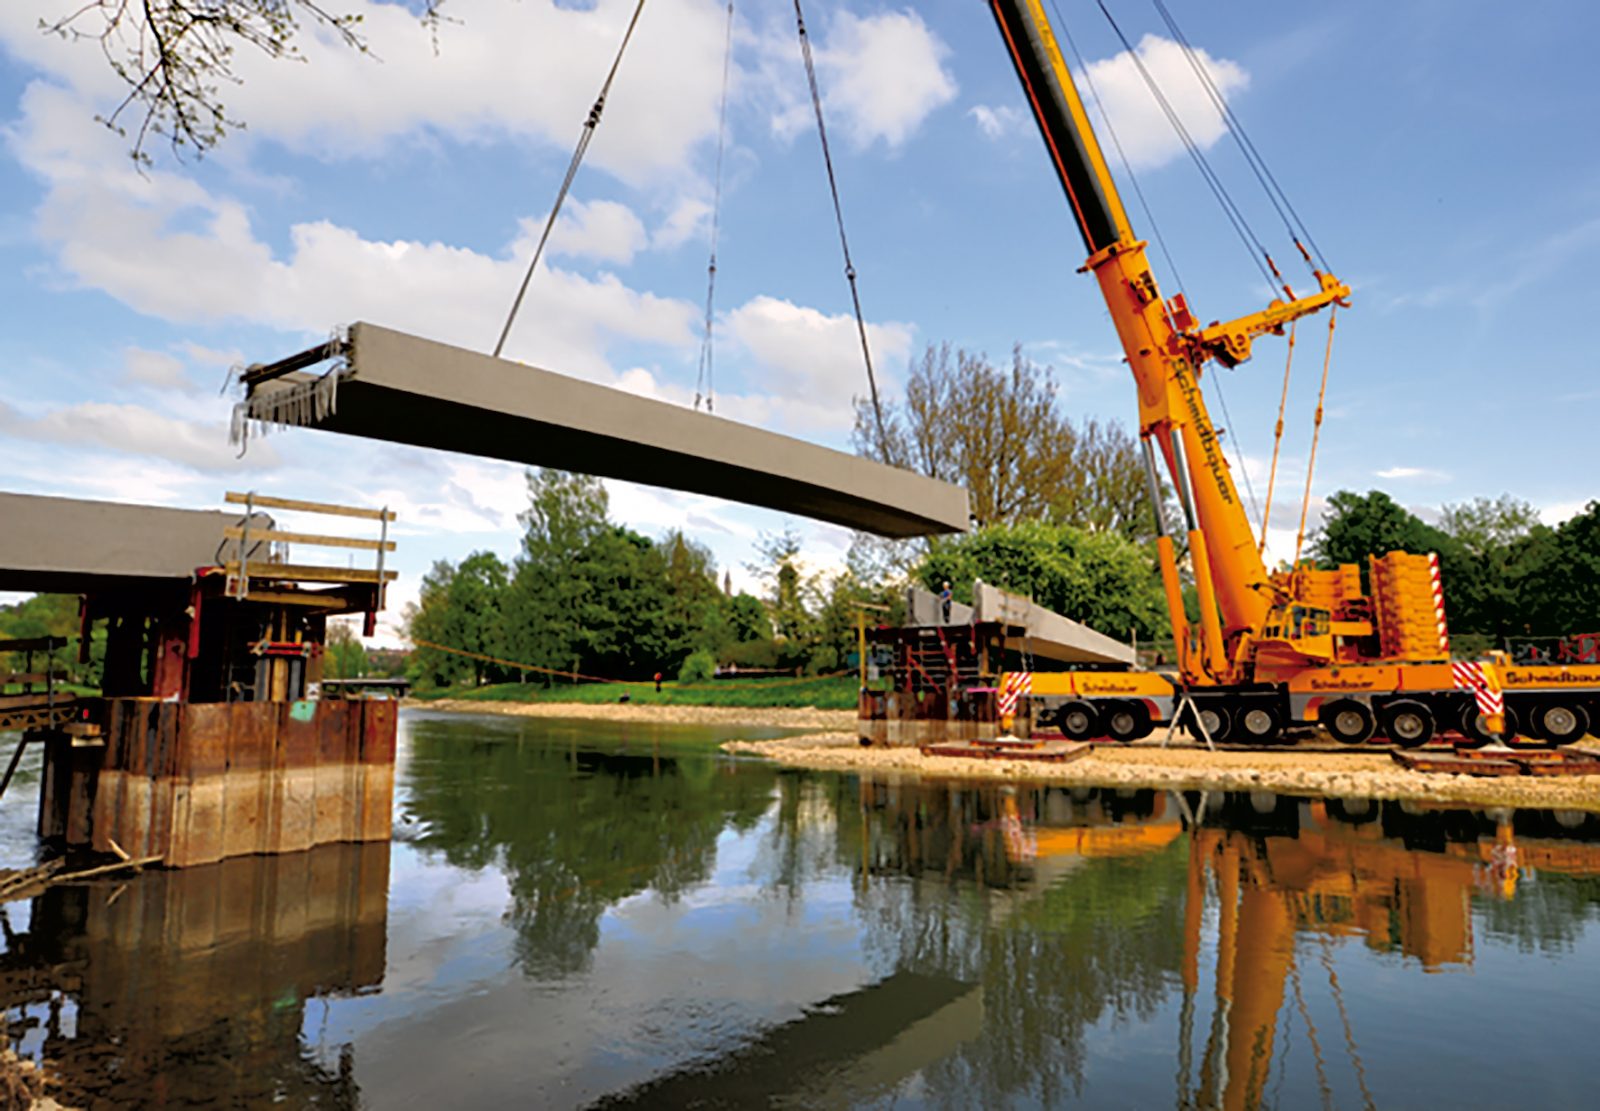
<box><xmin>237</xmin><ymin>323</ymin><xmax>970</xmax><ymax>538</ymax></box>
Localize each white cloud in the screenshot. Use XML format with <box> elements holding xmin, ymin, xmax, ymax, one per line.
<box><xmin>0</xmin><ymin>1</ymin><xmax>738</xmax><ymax>188</ymax></box>
<box><xmin>543</xmin><ymin>198</ymin><xmax>649</xmax><ymax>265</ymax></box>
<box><xmin>121</xmin><ymin>347</ymin><xmax>188</xmax><ymax>390</ymax></box>
<box><xmin>652</xmin><ymin>196</ymin><xmax>713</xmax><ymax>250</ymax></box>
<box><xmin>764</xmin><ymin>9</ymin><xmax>956</xmax><ymax>151</ymax></box>
<box><xmin>968</xmin><ymin>104</ymin><xmax>1023</xmax><ymax>141</ymax></box>
<box><xmin>1375</xmin><ymin>466</ymin><xmax>1449</xmax><ymax>481</ymax></box>
<box><xmin>1080</xmin><ymin>34</ymin><xmax>1247</xmax><ymax>171</ymax></box>
<box><xmin>0</xmin><ymin>398</ymin><xmax>277</xmax><ymax>471</ymax></box>
<box><xmin>722</xmin><ymin>294</ymin><xmax>913</xmax><ymax>411</ymax></box>
<box><xmin>816</xmin><ymin>10</ymin><xmax>957</xmax><ymax>149</ymax></box>
<box><xmin>1540</xmin><ymin>500</ymin><xmax>1590</xmax><ymax>526</ymax></box>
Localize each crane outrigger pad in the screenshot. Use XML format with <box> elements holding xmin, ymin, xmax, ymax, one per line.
<box><xmin>236</xmin><ymin>323</ymin><xmax>970</xmax><ymax>538</ymax></box>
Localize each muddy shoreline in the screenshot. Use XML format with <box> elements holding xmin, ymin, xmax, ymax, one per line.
<box><xmin>723</xmin><ymin>732</ymin><xmax>1600</xmax><ymax>813</ymax></box>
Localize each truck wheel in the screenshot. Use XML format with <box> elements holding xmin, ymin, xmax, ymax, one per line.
<box><xmin>1104</xmin><ymin>701</ymin><xmax>1152</xmax><ymax>743</ymax></box>
<box><xmin>1236</xmin><ymin>703</ymin><xmax>1285</xmax><ymax>745</ymax></box>
<box><xmin>1458</xmin><ymin>703</ymin><xmax>1518</xmax><ymax>749</ymax></box>
<box><xmin>1056</xmin><ymin>701</ymin><xmax>1100</xmax><ymax>741</ymax></box>
<box><xmin>1536</xmin><ymin>703</ymin><xmax>1590</xmax><ymax>746</ymax></box>
<box><xmin>1320</xmin><ymin>699</ymin><xmax>1376</xmax><ymax>745</ymax></box>
<box><xmin>1381</xmin><ymin>700</ymin><xmax>1436</xmax><ymax>749</ymax></box>
<box><xmin>1181</xmin><ymin>703</ymin><xmax>1232</xmax><ymax>745</ymax></box>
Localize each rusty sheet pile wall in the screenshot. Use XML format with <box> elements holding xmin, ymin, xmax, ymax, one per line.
<box><xmin>40</xmin><ymin>698</ymin><xmax>396</xmax><ymax>869</ymax></box>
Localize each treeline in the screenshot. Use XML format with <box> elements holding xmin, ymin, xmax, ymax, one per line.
<box><xmin>406</xmin><ymin>470</ymin><xmax>892</xmax><ymax>688</ymax></box>
<box><xmin>0</xmin><ymin>593</ymin><xmax>96</xmax><ymax>686</ymax></box>
<box><xmin>1313</xmin><ymin>491</ymin><xmax>1600</xmax><ymax>642</ymax></box>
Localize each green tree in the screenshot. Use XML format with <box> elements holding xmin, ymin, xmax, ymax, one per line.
<box><xmin>658</xmin><ymin>530</ymin><xmax>723</xmax><ymax>662</ymax></box>
<box><xmin>747</xmin><ymin>528</ymin><xmax>812</xmax><ymax>643</ymax></box>
<box><xmin>507</xmin><ymin>468</ymin><xmax>613</xmax><ymax>678</ymax></box>
<box><xmin>1310</xmin><ymin>489</ymin><xmax>1554</xmax><ymax>638</ymax></box>
<box><xmin>323</xmin><ymin>621</ymin><xmax>367</xmax><ymax>679</ymax></box>
<box><xmin>1310</xmin><ymin>490</ymin><xmax>1453</xmax><ymax>570</ymax></box>
<box><xmin>0</xmin><ymin>593</ymin><xmax>93</xmax><ymax>686</ymax></box>
<box><xmin>404</xmin><ymin>560</ymin><xmax>470</xmax><ymax>687</ymax></box>
<box><xmin>918</xmin><ymin>520</ymin><xmax>1166</xmax><ymax>640</ymax></box>
<box><xmin>445</xmin><ymin>551</ymin><xmax>513</xmax><ymax>684</ymax></box>
<box><xmin>853</xmin><ymin>343</ymin><xmax>1156</xmax><ymax>539</ymax></box>
<box><xmin>1516</xmin><ymin>502</ymin><xmax>1600</xmax><ymax>636</ymax></box>
<box><xmin>1438</xmin><ymin>496</ymin><xmax>1541</xmax><ymax>639</ymax></box>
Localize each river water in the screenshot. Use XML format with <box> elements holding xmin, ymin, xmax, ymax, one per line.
<box><xmin>3</xmin><ymin>709</ymin><xmax>1600</xmax><ymax>1108</ymax></box>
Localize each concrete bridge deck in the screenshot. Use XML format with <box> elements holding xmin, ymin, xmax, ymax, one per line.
<box><xmin>0</xmin><ymin>491</ymin><xmax>266</xmax><ymax>595</ymax></box>
<box><xmin>238</xmin><ymin>322</ymin><xmax>969</xmax><ymax>538</ymax></box>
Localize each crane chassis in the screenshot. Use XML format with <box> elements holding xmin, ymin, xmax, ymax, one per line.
<box><xmin>986</xmin><ymin>0</ymin><xmax>1600</xmax><ymax>749</ymax></box>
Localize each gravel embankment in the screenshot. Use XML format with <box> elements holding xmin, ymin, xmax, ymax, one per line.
<box><xmin>722</xmin><ymin>733</ymin><xmax>1600</xmax><ymax>812</ymax></box>
<box><xmin>410</xmin><ymin>698</ymin><xmax>855</xmax><ymax>732</ymax></box>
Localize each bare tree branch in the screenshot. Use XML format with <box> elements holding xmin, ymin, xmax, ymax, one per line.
<box><xmin>39</xmin><ymin>1</ymin><xmax>449</xmax><ymax>164</ymax></box>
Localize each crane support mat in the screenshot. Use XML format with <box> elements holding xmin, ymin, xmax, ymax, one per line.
<box><xmin>1390</xmin><ymin>748</ymin><xmax>1600</xmax><ymax>777</ymax></box>
<box><xmin>240</xmin><ymin>323</ymin><xmax>971</xmax><ymax>538</ymax></box>
<box><xmin>921</xmin><ymin>739</ymin><xmax>1091</xmax><ymax>763</ymax></box>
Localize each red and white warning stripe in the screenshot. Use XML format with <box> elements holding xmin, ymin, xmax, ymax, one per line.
<box><xmin>998</xmin><ymin>671</ymin><xmax>1033</xmax><ymax>717</ymax></box>
<box><xmin>1429</xmin><ymin>552</ymin><xmax>1450</xmax><ymax>653</ymax></box>
<box><xmin>1451</xmin><ymin>660</ymin><xmax>1504</xmax><ymax>716</ymax></box>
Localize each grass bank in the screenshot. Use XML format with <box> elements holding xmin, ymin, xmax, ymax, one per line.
<box><xmin>409</xmin><ymin>674</ymin><xmax>862</xmax><ymax>710</ymax></box>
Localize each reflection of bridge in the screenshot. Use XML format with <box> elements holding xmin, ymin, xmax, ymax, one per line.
<box><xmin>237</xmin><ymin>323</ymin><xmax>969</xmax><ymax>538</ymax></box>
<box><xmin>0</xmin><ymin>842</ymin><xmax>388</xmax><ymax>1106</ymax></box>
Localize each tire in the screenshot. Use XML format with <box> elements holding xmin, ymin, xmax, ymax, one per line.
<box><xmin>1236</xmin><ymin>702</ymin><xmax>1285</xmax><ymax>745</ymax></box>
<box><xmin>1458</xmin><ymin>703</ymin><xmax>1518</xmax><ymax>749</ymax></box>
<box><xmin>1320</xmin><ymin>699</ymin><xmax>1376</xmax><ymax>745</ymax></box>
<box><xmin>1535</xmin><ymin>703</ymin><xmax>1590</xmax><ymax>747</ymax></box>
<box><xmin>1381</xmin><ymin>700</ymin><xmax>1436</xmax><ymax>749</ymax></box>
<box><xmin>1328</xmin><ymin>797</ymin><xmax>1377</xmax><ymax>825</ymax></box>
<box><xmin>1103</xmin><ymin>700</ymin><xmax>1152</xmax><ymax>743</ymax></box>
<box><xmin>1184</xmin><ymin>703</ymin><xmax>1232</xmax><ymax>745</ymax></box>
<box><xmin>1056</xmin><ymin>700</ymin><xmax>1100</xmax><ymax>741</ymax></box>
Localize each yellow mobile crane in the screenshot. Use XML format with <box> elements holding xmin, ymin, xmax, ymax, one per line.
<box><xmin>986</xmin><ymin>0</ymin><xmax>1600</xmax><ymax>748</ymax></box>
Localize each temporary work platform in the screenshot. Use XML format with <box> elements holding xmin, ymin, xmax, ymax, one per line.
<box><xmin>858</xmin><ymin>583</ymin><xmax>1133</xmax><ymax>746</ymax></box>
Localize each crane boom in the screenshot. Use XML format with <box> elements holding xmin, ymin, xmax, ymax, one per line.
<box><xmin>985</xmin><ymin>0</ymin><xmax>1349</xmax><ymax>682</ymax></box>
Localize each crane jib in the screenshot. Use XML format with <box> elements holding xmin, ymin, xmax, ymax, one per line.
<box><xmin>987</xmin><ymin>0</ymin><xmax>1125</xmax><ymax>256</ymax></box>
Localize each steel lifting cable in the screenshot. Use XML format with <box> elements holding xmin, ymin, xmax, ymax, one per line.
<box><xmin>1151</xmin><ymin>0</ymin><xmax>1332</xmax><ymax>275</ymax></box>
<box><xmin>1293</xmin><ymin>308</ymin><xmax>1338</xmax><ymax>565</ymax></box>
<box><xmin>792</xmin><ymin>0</ymin><xmax>888</xmax><ymax>453</ymax></box>
<box><xmin>695</xmin><ymin>0</ymin><xmax>737</xmax><ymax>413</ymax></box>
<box><xmin>1258</xmin><ymin>320</ymin><xmax>1297</xmax><ymax>555</ymax></box>
<box><xmin>1095</xmin><ymin>0</ymin><xmax>1277</xmax><ymax>293</ymax></box>
<box><xmin>493</xmin><ymin>0</ymin><xmax>651</xmax><ymax>359</ymax></box>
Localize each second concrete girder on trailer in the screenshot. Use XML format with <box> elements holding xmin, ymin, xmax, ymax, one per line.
<box><xmin>238</xmin><ymin>323</ymin><xmax>970</xmax><ymax>539</ymax></box>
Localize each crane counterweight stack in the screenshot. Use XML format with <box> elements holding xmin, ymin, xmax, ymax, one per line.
<box><xmin>981</xmin><ymin>0</ymin><xmax>1600</xmax><ymax>749</ymax></box>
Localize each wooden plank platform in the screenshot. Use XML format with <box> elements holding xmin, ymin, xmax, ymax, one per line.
<box><xmin>921</xmin><ymin>739</ymin><xmax>1092</xmax><ymax>764</ymax></box>
<box><xmin>1391</xmin><ymin>748</ymin><xmax>1600</xmax><ymax>777</ymax></box>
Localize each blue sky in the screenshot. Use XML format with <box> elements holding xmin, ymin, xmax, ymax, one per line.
<box><xmin>2</xmin><ymin>0</ymin><xmax>1596</xmax><ymax>642</ymax></box>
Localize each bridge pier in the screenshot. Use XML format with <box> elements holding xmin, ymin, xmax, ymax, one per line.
<box><xmin>37</xmin><ymin>698</ymin><xmax>395</xmax><ymax>868</ymax></box>
<box><xmin>2</xmin><ymin>490</ymin><xmax>402</xmax><ymax>869</ymax></box>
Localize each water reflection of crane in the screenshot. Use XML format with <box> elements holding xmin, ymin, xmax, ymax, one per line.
<box><xmin>1173</xmin><ymin>795</ymin><xmax>1600</xmax><ymax>1111</ymax></box>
